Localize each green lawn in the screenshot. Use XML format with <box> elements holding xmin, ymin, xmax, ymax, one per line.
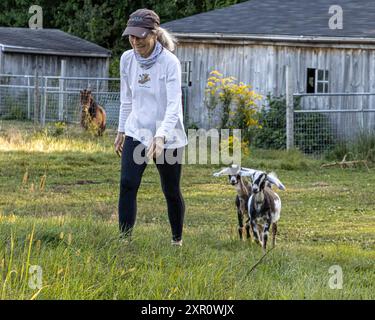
<box><xmin>0</xmin><ymin>120</ymin><xmax>374</xmax><ymax>300</ymax></box>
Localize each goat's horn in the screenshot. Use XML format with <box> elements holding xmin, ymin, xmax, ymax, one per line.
<box><xmin>267</xmin><ymin>173</ymin><xmax>286</xmax><ymax>191</ymax></box>
<box><xmin>213</xmin><ymin>167</ymin><xmax>231</xmax><ymax>177</ymax></box>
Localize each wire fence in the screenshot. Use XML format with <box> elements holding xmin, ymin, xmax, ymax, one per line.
<box><xmin>293</xmin><ymin>93</ymin><xmax>375</xmax><ymax>156</ymax></box>
<box><xmin>0</xmin><ymin>74</ymin><xmax>190</xmax><ymax>130</ymax></box>
<box><xmin>5</xmin><ymin>73</ymin><xmax>374</xmax><ymax>157</ymax></box>
<box><xmin>0</xmin><ymin>74</ymin><xmax>121</xmax><ymax>127</ymax></box>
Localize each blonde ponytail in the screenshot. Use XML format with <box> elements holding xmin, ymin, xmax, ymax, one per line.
<box><xmin>154</xmin><ymin>27</ymin><xmax>178</xmax><ymax>52</ymax></box>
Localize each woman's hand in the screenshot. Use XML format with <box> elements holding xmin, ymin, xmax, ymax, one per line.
<box><xmin>114</xmin><ymin>132</ymin><xmax>125</xmax><ymax>157</ymax></box>
<box><xmin>147</xmin><ymin>136</ymin><xmax>165</xmax><ymax>160</ymax></box>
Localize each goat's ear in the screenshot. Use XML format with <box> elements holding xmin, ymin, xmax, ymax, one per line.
<box><xmin>239</xmin><ymin>168</ymin><xmax>257</xmax><ymax>177</ymax></box>
<box><xmin>266</xmin><ymin>173</ymin><xmax>286</xmax><ymax>191</ymax></box>
<box><xmin>213</xmin><ymin>167</ymin><xmax>230</xmax><ymax>177</ymax></box>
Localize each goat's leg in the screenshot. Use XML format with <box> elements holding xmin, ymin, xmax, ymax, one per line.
<box><xmin>271</xmin><ymin>222</ymin><xmax>277</xmax><ymax>248</ymax></box>
<box><xmin>245</xmin><ymin>218</ymin><xmax>251</xmax><ymax>239</ymax></box>
<box><xmin>250</xmin><ymin>219</ymin><xmax>261</xmax><ymax>246</ymax></box>
<box><xmin>237</xmin><ymin>209</ymin><xmax>244</xmax><ymax>240</ymax></box>
<box><xmin>262</xmin><ymin>221</ymin><xmax>272</xmax><ymax>253</ymax></box>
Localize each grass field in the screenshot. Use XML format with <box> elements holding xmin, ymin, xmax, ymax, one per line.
<box><xmin>0</xmin><ymin>120</ymin><xmax>374</xmax><ymax>300</ymax></box>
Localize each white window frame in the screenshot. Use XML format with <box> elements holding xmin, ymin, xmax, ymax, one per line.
<box><xmin>181</xmin><ymin>61</ymin><xmax>192</xmax><ymax>87</ymax></box>
<box><xmin>315</xmin><ymin>69</ymin><xmax>329</xmax><ymax>93</ymax></box>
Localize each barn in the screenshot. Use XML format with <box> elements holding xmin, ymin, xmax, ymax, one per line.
<box><xmin>0</xmin><ymin>27</ymin><xmax>113</xmax><ymax>124</ymax></box>
<box><xmin>0</xmin><ymin>27</ymin><xmax>111</xmax><ymax>77</ymax></box>
<box><xmin>163</xmin><ymin>0</ymin><xmax>375</xmax><ymax>143</ymax></box>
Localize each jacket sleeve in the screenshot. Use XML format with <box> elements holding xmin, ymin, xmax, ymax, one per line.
<box><xmin>154</xmin><ymin>59</ymin><xmax>182</xmax><ymax>140</ymax></box>
<box><xmin>118</xmin><ymin>53</ymin><xmax>133</xmax><ymax>133</ymax></box>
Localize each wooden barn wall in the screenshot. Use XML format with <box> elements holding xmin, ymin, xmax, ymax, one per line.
<box><xmin>0</xmin><ymin>53</ymin><xmax>109</xmax><ymax>78</ymax></box>
<box><xmin>175</xmin><ymin>42</ymin><xmax>375</xmax><ymax>133</ymax></box>
<box><xmin>0</xmin><ymin>50</ymin><xmax>3</xmax><ymax>76</ymax></box>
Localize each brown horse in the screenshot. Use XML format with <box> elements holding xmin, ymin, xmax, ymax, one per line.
<box><xmin>80</xmin><ymin>89</ymin><xmax>106</xmax><ymax>136</ymax></box>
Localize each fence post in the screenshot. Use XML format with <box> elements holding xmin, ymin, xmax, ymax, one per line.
<box><xmin>59</xmin><ymin>60</ymin><xmax>66</xmax><ymax>121</ymax></box>
<box><xmin>34</xmin><ymin>70</ymin><xmax>40</xmax><ymax>124</ymax></box>
<box><xmin>286</xmin><ymin>65</ymin><xmax>294</xmax><ymax>150</ymax></box>
<box><xmin>41</xmin><ymin>77</ymin><xmax>47</xmax><ymax>127</ymax></box>
<box><xmin>27</xmin><ymin>77</ymin><xmax>31</xmax><ymax>120</ymax></box>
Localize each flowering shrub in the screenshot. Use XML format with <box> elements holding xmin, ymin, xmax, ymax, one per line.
<box><xmin>205</xmin><ymin>70</ymin><xmax>262</xmax><ymax>143</ymax></box>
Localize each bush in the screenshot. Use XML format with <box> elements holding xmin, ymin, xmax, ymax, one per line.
<box><xmin>250</xmin><ymin>95</ymin><xmax>287</xmax><ymax>149</ymax></box>
<box><xmin>250</xmin><ymin>95</ymin><xmax>335</xmax><ymax>154</ymax></box>
<box><xmin>51</xmin><ymin>122</ymin><xmax>67</xmax><ymax>137</ymax></box>
<box><xmin>204</xmin><ymin>70</ymin><xmax>262</xmax><ymax>144</ymax></box>
<box><xmin>1</xmin><ymin>105</ymin><xmax>27</xmax><ymax>120</ymax></box>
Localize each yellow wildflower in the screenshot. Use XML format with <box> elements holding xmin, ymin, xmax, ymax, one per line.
<box><xmin>210</xmin><ymin>70</ymin><xmax>223</xmax><ymax>77</ymax></box>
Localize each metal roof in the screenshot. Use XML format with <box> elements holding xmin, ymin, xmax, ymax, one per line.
<box><xmin>162</xmin><ymin>0</ymin><xmax>375</xmax><ymax>42</ymax></box>
<box><xmin>0</xmin><ymin>27</ymin><xmax>111</xmax><ymax>57</ymax></box>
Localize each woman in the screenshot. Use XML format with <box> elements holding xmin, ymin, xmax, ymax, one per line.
<box><xmin>114</xmin><ymin>8</ymin><xmax>188</xmax><ymax>246</ymax></box>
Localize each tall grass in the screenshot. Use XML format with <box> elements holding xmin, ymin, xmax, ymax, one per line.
<box><xmin>0</xmin><ymin>120</ymin><xmax>111</xmax><ymax>154</ymax></box>
<box><xmin>0</xmin><ymin>120</ymin><xmax>374</xmax><ymax>299</ymax></box>
<box><xmin>326</xmin><ymin>130</ymin><xmax>375</xmax><ymax>163</ymax></box>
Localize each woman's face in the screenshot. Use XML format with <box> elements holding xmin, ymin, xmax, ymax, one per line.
<box><xmin>129</xmin><ymin>33</ymin><xmax>156</xmax><ymax>58</ymax></box>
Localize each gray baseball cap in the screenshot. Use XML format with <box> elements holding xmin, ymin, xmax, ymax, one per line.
<box><xmin>122</xmin><ymin>8</ymin><xmax>160</xmax><ymax>38</ymax></box>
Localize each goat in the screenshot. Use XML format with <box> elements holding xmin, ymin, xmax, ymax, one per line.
<box><xmin>244</xmin><ymin>170</ymin><xmax>286</xmax><ymax>252</ymax></box>
<box><xmin>80</xmin><ymin>89</ymin><xmax>106</xmax><ymax>136</ymax></box>
<box><xmin>213</xmin><ymin>164</ymin><xmax>255</xmax><ymax>240</ymax></box>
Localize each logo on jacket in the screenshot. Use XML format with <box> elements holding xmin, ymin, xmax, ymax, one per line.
<box><xmin>138</xmin><ymin>73</ymin><xmax>151</xmax><ymax>84</ymax></box>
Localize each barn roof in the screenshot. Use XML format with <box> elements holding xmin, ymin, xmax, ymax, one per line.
<box><xmin>162</xmin><ymin>0</ymin><xmax>375</xmax><ymax>43</ymax></box>
<box><xmin>0</xmin><ymin>28</ymin><xmax>111</xmax><ymax>57</ymax></box>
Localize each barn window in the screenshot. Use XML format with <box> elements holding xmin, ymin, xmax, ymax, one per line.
<box><xmin>306</xmin><ymin>68</ymin><xmax>329</xmax><ymax>93</ymax></box>
<box><xmin>181</xmin><ymin>61</ymin><xmax>192</xmax><ymax>87</ymax></box>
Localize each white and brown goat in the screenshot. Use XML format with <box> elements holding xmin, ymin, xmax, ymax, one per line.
<box><xmin>245</xmin><ymin>170</ymin><xmax>286</xmax><ymax>252</ymax></box>
<box><xmin>213</xmin><ymin>164</ymin><xmax>255</xmax><ymax>240</ymax></box>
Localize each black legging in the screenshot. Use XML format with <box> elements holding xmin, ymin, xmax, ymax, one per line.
<box><xmin>118</xmin><ymin>136</ymin><xmax>185</xmax><ymax>241</ymax></box>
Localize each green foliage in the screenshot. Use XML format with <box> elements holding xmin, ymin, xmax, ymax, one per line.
<box><xmin>109</xmin><ymin>56</ymin><xmax>120</xmax><ymax>78</ymax></box>
<box><xmin>54</xmin><ymin>0</ymin><xmax>113</xmax><ymax>48</ymax></box>
<box><xmin>250</xmin><ymin>95</ymin><xmax>287</xmax><ymax>149</ymax></box>
<box><xmin>52</xmin><ymin>121</ymin><xmax>67</xmax><ymax>137</ymax></box>
<box><xmin>1</xmin><ymin>105</ymin><xmax>27</xmax><ymax>120</ymax></box>
<box><xmin>204</xmin><ymin>71</ymin><xmax>261</xmax><ymax>144</ymax></box>
<box><xmin>251</xmin><ymin>95</ymin><xmax>335</xmax><ymax>154</ymax></box>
